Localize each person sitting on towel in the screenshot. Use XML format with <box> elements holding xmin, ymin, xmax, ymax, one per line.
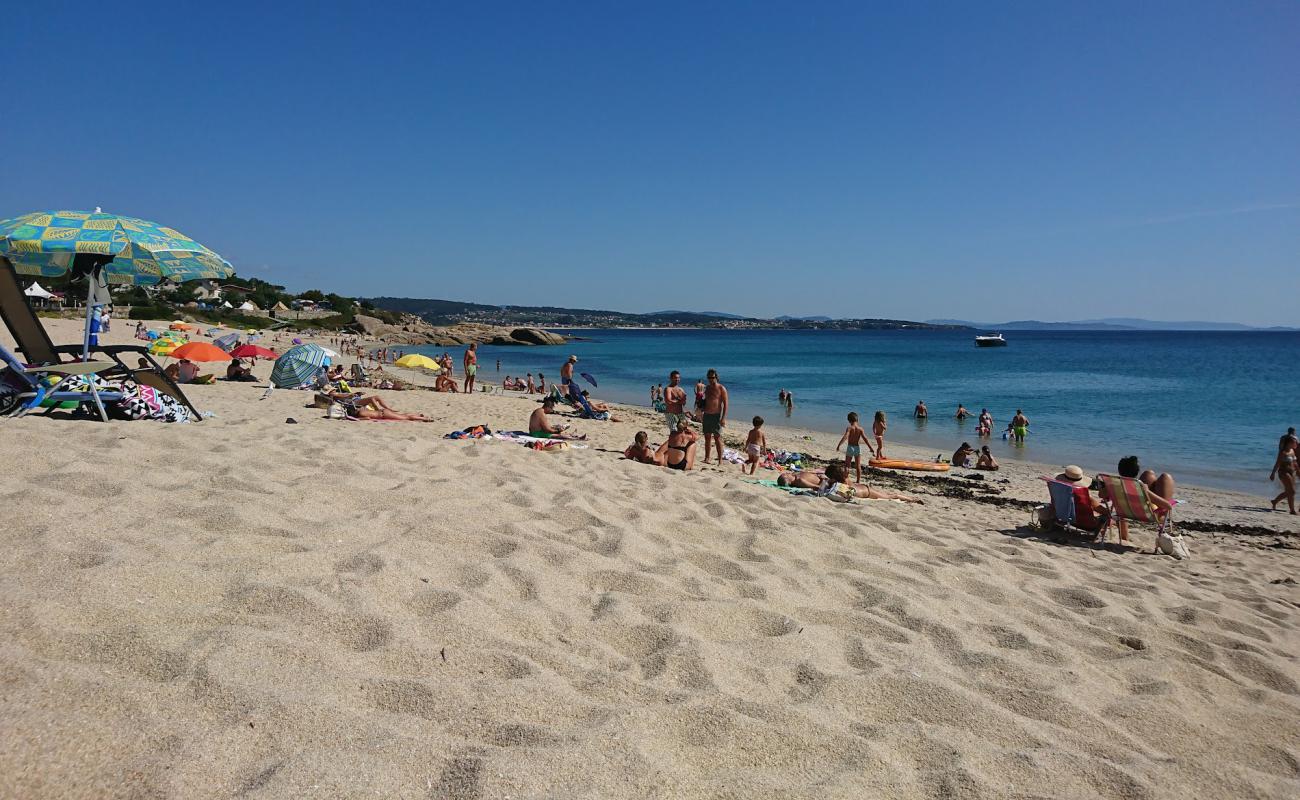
<box><xmin>226</xmin><ymin>358</ymin><xmax>258</xmax><ymax>382</ymax></box>
<box><xmin>528</xmin><ymin>397</ymin><xmax>585</xmax><ymax>440</ymax></box>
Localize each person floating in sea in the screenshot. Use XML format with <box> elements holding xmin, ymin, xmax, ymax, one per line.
<box><xmin>700</xmin><ymin>369</ymin><xmax>729</xmax><ymax>466</ymax></box>
<box><xmin>914</xmin><ymin>400</ymin><xmax>928</xmax><ymax>419</ymax></box>
<box><xmin>743</xmin><ymin>416</ymin><xmax>767</xmax><ymax>475</ymax></box>
<box><xmin>956</xmin><ymin>404</ymin><xmax>970</xmax><ymax>421</ymax></box>
<box><xmin>1011</xmin><ymin>409</ymin><xmax>1030</xmax><ymax>444</ymax></box>
<box><xmin>872</xmin><ymin>411</ymin><xmax>887</xmax><ymax>458</ymax></box>
<box><xmin>462</xmin><ymin>343</ymin><xmax>478</xmax><ymax>393</ymax></box>
<box><xmin>836</xmin><ymin>411</ymin><xmax>870</xmax><ymax>483</ymax></box>
<box><xmin>663</xmin><ymin>370</ymin><xmax>687</xmax><ymax>435</ymax></box>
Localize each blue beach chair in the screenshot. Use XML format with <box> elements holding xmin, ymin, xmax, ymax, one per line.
<box><xmin>0</xmin><ymin>344</ymin><xmax>124</xmax><ymax>421</ymax></box>
<box><xmin>1036</xmin><ymin>477</ymin><xmax>1109</xmax><ymax>539</ymax></box>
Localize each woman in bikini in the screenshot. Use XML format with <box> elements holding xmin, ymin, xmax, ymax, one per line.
<box><xmin>777</xmin><ymin>463</ymin><xmax>922</xmax><ymax>503</ymax></box>
<box><xmin>656</xmin><ymin>419</ymin><xmax>697</xmax><ymax>470</ymax></box>
<box><xmin>1270</xmin><ymin>433</ymin><xmax>1297</xmax><ymax>514</ymax></box>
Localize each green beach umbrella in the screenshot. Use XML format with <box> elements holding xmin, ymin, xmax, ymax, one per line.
<box><xmin>270</xmin><ymin>344</ymin><xmax>331</xmax><ymax>388</ymax></box>
<box><xmin>0</xmin><ymin>209</ymin><xmax>234</xmax><ymax>357</ymax></box>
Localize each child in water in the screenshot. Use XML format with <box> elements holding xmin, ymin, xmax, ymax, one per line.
<box><xmin>836</xmin><ymin>411</ymin><xmax>870</xmax><ymax>483</ymax></box>
<box><xmin>872</xmin><ymin>411</ymin><xmax>887</xmax><ymax>459</ymax></box>
<box><xmin>744</xmin><ymin>416</ymin><xmax>767</xmax><ymax>475</ymax></box>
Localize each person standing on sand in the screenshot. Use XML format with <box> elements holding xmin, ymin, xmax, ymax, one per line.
<box><xmin>914</xmin><ymin>400</ymin><xmax>928</xmax><ymax>419</ymax></box>
<box><xmin>836</xmin><ymin>411</ymin><xmax>869</xmax><ymax>483</ymax></box>
<box><xmin>561</xmin><ymin>355</ymin><xmax>577</xmax><ymax>387</ymax></box>
<box><xmin>694</xmin><ymin>377</ymin><xmax>707</xmax><ymax>419</ymax></box>
<box><xmin>526</xmin><ymin>373</ymin><xmax>535</xmax><ymax>393</ymax></box>
<box><xmin>663</xmin><ymin>370</ymin><xmax>687</xmax><ymax>435</ymax></box>
<box><xmin>872</xmin><ymin>411</ymin><xmax>887</xmax><ymax>458</ymax></box>
<box><xmin>463</xmin><ymin>343</ymin><xmax>478</xmax><ymax>393</ymax></box>
<box><xmin>744</xmin><ymin>416</ymin><xmax>767</xmax><ymax>475</ymax></box>
<box><xmin>1011</xmin><ymin>409</ymin><xmax>1030</xmax><ymax>444</ymax></box>
<box><xmin>1270</xmin><ymin>433</ymin><xmax>1298</xmax><ymax>514</ymax></box>
<box><xmin>701</xmin><ymin>369</ymin><xmax>728</xmax><ymax>466</ymax></box>
<box><xmin>537</xmin><ymin>373</ymin><xmax>546</xmax><ymax>393</ymax></box>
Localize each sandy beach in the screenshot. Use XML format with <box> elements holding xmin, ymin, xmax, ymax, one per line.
<box><xmin>2</xmin><ymin>317</ymin><xmax>1298</xmax><ymax>799</ymax></box>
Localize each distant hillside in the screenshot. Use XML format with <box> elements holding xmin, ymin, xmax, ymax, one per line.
<box><xmin>927</xmin><ymin>318</ymin><xmax>1295</xmax><ymax>332</ymax></box>
<box><xmin>367</xmin><ymin>296</ymin><xmax>964</xmax><ymax>331</ymax></box>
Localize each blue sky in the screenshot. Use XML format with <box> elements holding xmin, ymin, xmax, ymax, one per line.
<box><xmin>2</xmin><ymin>1</ymin><xmax>1296</xmax><ymax>324</ymax></box>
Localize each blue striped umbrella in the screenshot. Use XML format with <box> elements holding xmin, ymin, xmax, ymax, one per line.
<box><xmin>213</xmin><ymin>333</ymin><xmax>240</xmax><ymax>351</ymax></box>
<box><xmin>270</xmin><ymin>344</ymin><xmax>330</xmax><ymax>388</ymax></box>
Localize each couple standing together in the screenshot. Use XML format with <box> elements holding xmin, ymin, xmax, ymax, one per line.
<box><xmin>662</xmin><ymin>369</ymin><xmax>729</xmax><ymax>466</ymax></box>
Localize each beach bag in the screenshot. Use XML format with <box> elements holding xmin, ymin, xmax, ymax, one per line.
<box><xmin>1156</xmin><ymin>531</ymin><xmax>1190</xmax><ymax>560</ymax></box>
<box><xmin>326</xmin><ymin>403</ymin><xmax>347</xmax><ymax>419</ymax></box>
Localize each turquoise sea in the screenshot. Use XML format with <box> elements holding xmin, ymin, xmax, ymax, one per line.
<box><xmin>409</xmin><ymin>329</ymin><xmax>1299</xmax><ymax>494</ymax></box>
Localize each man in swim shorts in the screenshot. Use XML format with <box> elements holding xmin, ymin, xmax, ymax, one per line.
<box><xmin>561</xmin><ymin>355</ymin><xmax>577</xmax><ymax>386</ymax></box>
<box><xmin>701</xmin><ymin>368</ymin><xmax>728</xmax><ymax>466</ymax></box>
<box><xmin>663</xmin><ymin>370</ymin><xmax>688</xmax><ymax>435</ymax></box>
<box><xmin>528</xmin><ymin>397</ymin><xmax>585</xmax><ymax>440</ymax></box>
<box><xmin>462</xmin><ymin>343</ymin><xmax>478</xmax><ymax>393</ymax></box>
<box><xmin>1011</xmin><ymin>409</ymin><xmax>1030</xmax><ymax>444</ymax></box>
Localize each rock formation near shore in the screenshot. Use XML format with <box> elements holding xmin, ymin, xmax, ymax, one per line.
<box><xmin>351</xmin><ymin>314</ymin><xmax>567</xmax><ymax>347</ymax></box>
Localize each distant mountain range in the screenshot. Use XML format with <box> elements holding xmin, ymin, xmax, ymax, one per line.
<box><xmin>365</xmin><ymin>297</ymin><xmax>959</xmax><ymax>330</ymax></box>
<box><xmin>926</xmin><ymin>317</ymin><xmax>1297</xmax><ymax>332</ymax></box>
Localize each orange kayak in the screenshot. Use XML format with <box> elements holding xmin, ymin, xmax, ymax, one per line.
<box><xmin>869</xmin><ymin>458</ymin><xmax>950</xmax><ymax>472</ymax></box>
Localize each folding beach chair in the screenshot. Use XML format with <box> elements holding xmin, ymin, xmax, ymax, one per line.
<box><xmin>0</xmin><ymin>257</ymin><xmax>201</xmax><ymax>420</ymax></box>
<box><xmin>0</xmin><ymin>344</ymin><xmax>124</xmax><ymax>421</ymax></box>
<box><xmin>1096</xmin><ymin>474</ymin><xmax>1184</xmax><ymax>554</ymax></box>
<box><xmin>1035</xmin><ymin>477</ymin><xmax>1110</xmax><ymax>539</ymax></box>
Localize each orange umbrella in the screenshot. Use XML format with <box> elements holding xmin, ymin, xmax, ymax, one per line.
<box><xmin>169</xmin><ymin>342</ymin><xmax>233</xmax><ymax>362</ymax></box>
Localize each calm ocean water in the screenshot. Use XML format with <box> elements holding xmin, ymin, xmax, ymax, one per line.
<box><xmin>410</xmin><ymin>329</ymin><xmax>1299</xmax><ymax>493</ymax></box>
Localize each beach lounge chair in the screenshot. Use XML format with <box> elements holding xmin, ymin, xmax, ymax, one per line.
<box><xmin>1095</xmin><ymin>473</ymin><xmax>1183</xmax><ymax>554</ymax></box>
<box><xmin>0</xmin><ymin>344</ymin><xmax>124</xmax><ymax>421</ymax></box>
<box><xmin>1035</xmin><ymin>477</ymin><xmax>1109</xmax><ymax>539</ymax></box>
<box><xmin>0</xmin><ymin>257</ymin><xmax>201</xmax><ymax>420</ymax></box>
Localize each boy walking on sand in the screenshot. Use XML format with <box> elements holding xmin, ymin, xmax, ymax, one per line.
<box><xmin>744</xmin><ymin>416</ymin><xmax>767</xmax><ymax>474</ymax></box>
<box><xmin>872</xmin><ymin>411</ymin><xmax>887</xmax><ymax>459</ymax></box>
<box><xmin>836</xmin><ymin>412</ymin><xmax>869</xmax><ymax>482</ymax></box>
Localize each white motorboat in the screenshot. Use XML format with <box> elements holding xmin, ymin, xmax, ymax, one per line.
<box><xmin>975</xmin><ymin>333</ymin><xmax>1007</xmax><ymax>347</ymax></box>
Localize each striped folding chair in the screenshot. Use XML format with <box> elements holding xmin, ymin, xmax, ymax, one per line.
<box><xmin>1096</xmin><ymin>474</ymin><xmax>1179</xmax><ymax>552</ymax></box>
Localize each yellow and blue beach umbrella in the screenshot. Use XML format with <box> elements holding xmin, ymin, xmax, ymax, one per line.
<box><xmin>0</xmin><ymin>210</ymin><xmax>233</xmax><ymax>285</ymax></box>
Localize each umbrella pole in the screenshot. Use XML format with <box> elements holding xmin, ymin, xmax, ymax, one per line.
<box><xmin>81</xmin><ymin>268</ymin><xmax>96</xmax><ymax>361</ymax></box>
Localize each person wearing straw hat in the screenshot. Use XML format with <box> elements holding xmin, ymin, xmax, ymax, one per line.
<box><xmin>1056</xmin><ymin>464</ymin><xmax>1089</xmax><ymax>487</ymax></box>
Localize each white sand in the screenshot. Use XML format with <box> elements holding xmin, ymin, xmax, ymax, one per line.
<box><xmin>1</xmin><ymin>317</ymin><xmax>1297</xmax><ymax>799</ymax></box>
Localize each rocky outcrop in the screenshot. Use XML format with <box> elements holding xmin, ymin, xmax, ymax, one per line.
<box><xmin>351</xmin><ymin>314</ymin><xmax>568</xmax><ymax>347</ymax></box>
<box><xmin>510</xmin><ymin>328</ymin><xmax>567</xmax><ymax>346</ymax></box>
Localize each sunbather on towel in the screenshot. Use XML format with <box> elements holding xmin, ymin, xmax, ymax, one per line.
<box><xmin>528</xmin><ymin>397</ymin><xmax>586</xmax><ymax>440</ymax></box>
<box><xmin>624</xmin><ymin>431</ymin><xmax>663</xmax><ymax>465</ymax></box>
<box><xmin>975</xmin><ymin>445</ymin><xmax>999</xmax><ymax>471</ymax></box>
<box><xmin>777</xmin><ymin>463</ymin><xmax>921</xmax><ymax>503</ymax></box>
<box><xmin>351</xmin><ymin>404</ymin><xmax>434</xmax><ymax>421</ymax></box>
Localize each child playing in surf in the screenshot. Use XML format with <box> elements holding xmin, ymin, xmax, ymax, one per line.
<box><xmin>743</xmin><ymin>416</ymin><xmax>767</xmax><ymax>475</ymax></box>
<box><xmin>836</xmin><ymin>411</ymin><xmax>870</xmax><ymax>483</ymax></box>
<box><xmin>872</xmin><ymin>411</ymin><xmax>887</xmax><ymax>459</ymax></box>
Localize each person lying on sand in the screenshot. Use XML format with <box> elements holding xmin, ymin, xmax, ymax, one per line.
<box><xmin>624</xmin><ymin>431</ymin><xmax>663</xmax><ymax>465</ymax></box>
<box><xmin>529</xmin><ymin>397</ymin><xmax>586</xmax><ymax>440</ymax></box>
<box><xmin>350</xmin><ymin>404</ymin><xmax>434</xmax><ymax>421</ymax></box>
<box><xmin>777</xmin><ymin>463</ymin><xmax>922</xmax><ymax>503</ymax></box>
<box><xmin>656</xmin><ymin>419</ymin><xmax>697</xmax><ymax>471</ymax></box>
